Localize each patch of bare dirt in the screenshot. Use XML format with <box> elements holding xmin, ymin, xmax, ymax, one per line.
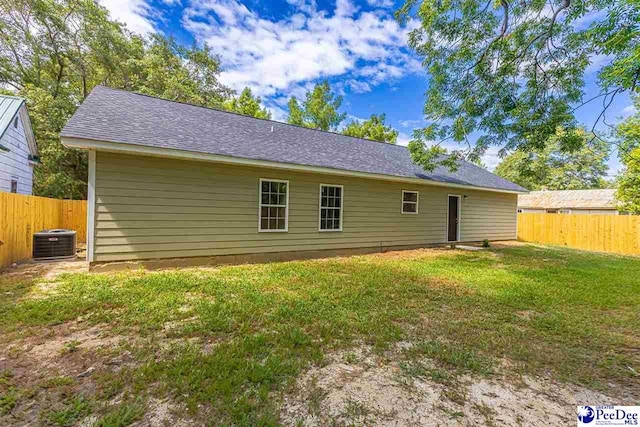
<box><xmin>0</xmin><ymin>320</ymin><xmax>137</xmax><ymax>426</ymax></box>
<box><xmin>373</xmin><ymin>247</ymin><xmax>455</xmax><ymax>261</ymax></box>
<box><xmin>132</xmin><ymin>398</ymin><xmax>193</xmax><ymax>427</ymax></box>
<box><xmin>280</xmin><ymin>347</ymin><xmax>619</xmax><ymax>427</ymax></box>
<box><xmin>1</xmin><ymin>258</ymin><xmax>88</xmax><ymax>282</ymax></box>
<box><xmin>24</xmin><ymin>325</ymin><xmax>126</xmax><ymax>367</ymax></box>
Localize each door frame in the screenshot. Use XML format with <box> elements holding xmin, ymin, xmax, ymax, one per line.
<box><xmin>447</xmin><ymin>194</ymin><xmax>462</xmax><ymax>242</ymax></box>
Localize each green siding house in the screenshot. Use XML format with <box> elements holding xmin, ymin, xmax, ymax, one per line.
<box><xmin>61</xmin><ymin>86</ymin><xmax>527</xmax><ymax>267</ymax></box>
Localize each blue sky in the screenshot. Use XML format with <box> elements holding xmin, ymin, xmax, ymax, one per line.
<box><xmin>101</xmin><ymin>0</ymin><xmax>635</xmax><ymax>175</ymax></box>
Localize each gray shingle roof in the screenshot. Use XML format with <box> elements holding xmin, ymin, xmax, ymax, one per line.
<box><xmin>61</xmin><ymin>86</ymin><xmax>526</xmax><ymax>192</ymax></box>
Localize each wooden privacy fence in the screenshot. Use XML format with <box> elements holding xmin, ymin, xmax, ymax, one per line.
<box><xmin>0</xmin><ymin>193</ymin><xmax>87</xmax><ymax>268</ymax></box>
<box><xmin>517</xmin><ymin>213</ymin><xmax>640</xmax><ymax>256</ymax></box>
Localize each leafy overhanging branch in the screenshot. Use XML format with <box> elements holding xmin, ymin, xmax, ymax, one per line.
<box><xmin>398</xmin><ymin>0</ymin><xmax>640</xmax><ymax>172</ymax></box>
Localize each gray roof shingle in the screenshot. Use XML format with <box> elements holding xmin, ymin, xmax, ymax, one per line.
<box><xmin>61</xmin><ymin>86</ymin><xmax>526</xmax><ymax>192</ymax></box>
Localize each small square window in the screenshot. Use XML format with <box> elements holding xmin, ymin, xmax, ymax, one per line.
<box><xmin>401</xmin><ymin>191</ymin><xmax>419</xmax><ymax>214</ymax></box>
<box><xmin>10</xmin><ymin>179</ymin><xmax>18</xmax><ymax>193</ymax></box>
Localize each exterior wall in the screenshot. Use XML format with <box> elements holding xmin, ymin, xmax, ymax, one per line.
<box><xmin>518</xmin><ymin>208</ymin><xmax>618</xmax><ymax>215</ymax></box>
<box><xmin>92</xmin><ymin>152</ymin><xmax>518</xmax><ymax>262</ymax></box>
<box><xmin>0</xmin><ymin>113</ymin><xmax>34</xmax><ymax>195</ymax></box>
<box><xmin>569</xmin><ymin>209</ymin><xmax>618</xmax><ymax>215</ymax></box>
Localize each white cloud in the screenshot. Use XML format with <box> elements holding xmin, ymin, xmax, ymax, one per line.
<box><xmin>622</xmin><ymin>103</ymin><xmax>637</xmax><ymax>118</ymax></box>
<box><xmin>98</xmin><ymin>0</ymin><xmax>156</xmax><ymax>34</ymax></box>
<box><xmin>366</xmin><ymin>0</ymin><xmax>394</xmax><ymax>7</ymax></box>
<box><xmin>571</xmin><ymin>9</ymin><xmax>607</xmax><ymax>30</ymax></box>
<box><xmin>481</xmin><ymin>146</ymin><xmax>503</xmax><ymax>171</ymax></box>
<box><xmin>286</xmin><ymin>0</ymin><xmax>317</xmax><ymax>14</ymax></box>
<box><xmin>345</xmin><ymin>114</ymin><xmax>367</xmax><ymax>123</ymax></box>
<box><xmin>396</xmin><ymin>132</ymin><xmax>413</xmax><ymax>146</ymax></box>
<box><xmin>265</xmin><ymin>104</ymin><xmax>288</xmax><ymax>122</ymax></box>
<box><xmin>346</xmin><ymin>79</ymin><xmax>372</xmax><ymax>93</ymax></box>
<box><xmin>398</xmin><ymin>119</ymin><xmax>423</xmax><ymax>129</ymax></box>
<box><xmin>182</xmin><ymin>0</ymin><xmax>420</xmax><ymax>98</ymax></box>
<box><xmin>585</xmin><ymin>53</ymin><xmax>613</xmax><ymax>74</ymax></box>
<box><xmin>335</xmin><ymin>0</ymin><xmax>358</xmax><ymax>17</ymax></box>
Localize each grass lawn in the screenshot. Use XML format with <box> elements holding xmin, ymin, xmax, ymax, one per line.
<box><xmin>0</xmin><ymin>244</ymin><xmax>638</xmax><ymax>425</ymax></box>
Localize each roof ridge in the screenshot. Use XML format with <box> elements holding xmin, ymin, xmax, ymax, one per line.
<box><xmin>0</xmin><ymin>94</ymin><xmax>25</xmax><ymax>102</ymax></box>
<box><xmin>63</xmin><ymin>85</ymin><xmax>527</xmax><ymax>192</ymax></box>
<box><xmin>531</xmin><ymin>189</ymin><xmax>615</xmax><ymax>193</ymax></box>
<box><xmin>94</xmin><ymin>85</ymin><xmax>409</xmax><ymax>149</ymax></box>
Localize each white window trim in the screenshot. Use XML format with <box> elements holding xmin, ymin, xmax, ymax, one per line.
<box><xmin>401</xmin><ymin>190</ymin><xmax>419</xmax><ymax>214</ymax></box>
<box><xmin>258</xmin><ymin>178</ymin><xmax>289</xmax><ymax>233</ymax></box>
<box><xmin>318</xmin><ymin>183</ymin><xmax>344</xmax><ymax>232</ymax></box>
<box><xmin>446</xmin><ymin>194</ymin><xmax>462</xmax><ymax>242</ymax></box>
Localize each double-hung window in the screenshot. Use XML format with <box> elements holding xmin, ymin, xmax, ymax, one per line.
<box><xmin>319</xmin><ymin>184</ymin><xmax>343</xmax><ymax>231</ymax></box>
<box><xmin>401</xmin><ymin>191</ymin><xmax>419</xmax><ymax>214</ymax></box>
<box><xmin>259</xmin><ymin>179</ymin><xmax>288</xmax><ymax>232</ymax></box>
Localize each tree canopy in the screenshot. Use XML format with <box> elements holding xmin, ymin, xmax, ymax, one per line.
<box><xmin>342</xmin><ymin>114</ymin><xmax>399</xmax><ymax>143</ymax></box>
<box><xmin>398</xmin><ymin>0</ymin><xmax>640</xmax><ymax>171</ymax></box>
<box><xmin>615</xmin><ymin>96</ymin><xmax>640</xmax><ymax>213</ymax></box>
<box><xmin>616</xmin><ymin>147</ymin><xmax>640</xmax><ymax>214</ymax></box>
<box><xmin>286</xmin><ymin>84</ymin><xmax>400</xmax><ymax>143</ymax></box>
<box><xmin>286</xmin><ymin>81</ymin><xmax>346</xmax><ymax>131</ymax></box>
<box><xmin>224</xmin><ymin>88</ymin><xmax>271</xmax><ymax>119</ymax></box>
<box><xmin>0</xmin><ymin>0</ymin><xmax>234</xmax><ymax>199</ymax></box>
<box><xmin>494</xmin><ymin>129</ymin><xmax>610</xmax><ymax>190</ymax></box>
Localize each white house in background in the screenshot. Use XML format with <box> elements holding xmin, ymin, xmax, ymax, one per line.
<box><xmin>0</xmin><ymin>95</ymin><xmax>39</xmax><ymax>195</ymax></box>
<box><xmin>518</xmin><ymin>189</ymin><xmax>620</xmax><ymax>215</ymax></box>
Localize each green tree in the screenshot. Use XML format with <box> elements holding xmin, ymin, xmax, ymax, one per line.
<box><xmin>0</xmin><ymin>0</ymin><xmax>232</xmax><ymax>199</ymax></box>
<box><xmin>615</xmin><ymin>97</ymin><xmax>640</xmax><ymax>213</ymax></box>
<box><xmin>224</xmin><ymin>87</ymin><xmax>271</xmax><ymax>119</ymax></box>
<box><xmin>616</xmin><ymin>148</ymin><xmax>640</xmax><ymax>214</ymax></box>
<box><xmin>617</xmin><ymin>98</ymin><xmax>640</xmax><ymax>158</ymax></box>
<box><xmin>287</xmin><ymin>97</ymin><xmax>305</xmax><ymax>127</ymax></box>
<box><xmin>494</xmin><ymin>129</ymin><xmax>610</xmax><ymax>190</ymax></box>
<box><xmin>286</xmin><ymin>81</ymin><xmax>346</xmax><ymax>131</ymax></box>
<box><xmin>342</xmin><ymin>114</ymin><xmax>399</xmax><ymax>143</ymax></box>
<box><xmin>398</xmin><ymin>0</ymin><xmax>640</xmax><ymax>171</ymax></box>
<box><xmin>132</xmin><ymin>35</ymin><xmax>232</xmax><ymax>107</ymax></box>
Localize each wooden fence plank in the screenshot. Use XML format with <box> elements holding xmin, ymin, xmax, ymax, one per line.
<box><xmin>517</xmin><ymin>213</ymin><xmax>640</xmax><ymax>256</ymax></box>
<box><xmin>0</xmin><ymin>193</ymin><xmax>87</xmax><ymax>268</ymax></box>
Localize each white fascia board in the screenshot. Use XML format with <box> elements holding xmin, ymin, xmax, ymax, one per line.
<box><xmin>61</xmin><ymin>136</ymin><xmax>527</xmax><ymax>195</ymax></box>
<box><xmin>19</xmin><ymin>105</ymin><xmax>38</xmax><ymax>156</ymax></box>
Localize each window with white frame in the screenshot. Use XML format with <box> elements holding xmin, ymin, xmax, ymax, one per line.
<box><xmin>401</xmin><ymin>190</ymin><xmax>418</xmax><ymax>214</ymax></box>
<box><xmin>319</xmin><ymin>184</ymin><xmax>343</xmax><ymax>231</ymax></box>
<box><xmin>259</xmin><ymin>179</ymin><xmax>288</xmax><ymax>231</ymax></box>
